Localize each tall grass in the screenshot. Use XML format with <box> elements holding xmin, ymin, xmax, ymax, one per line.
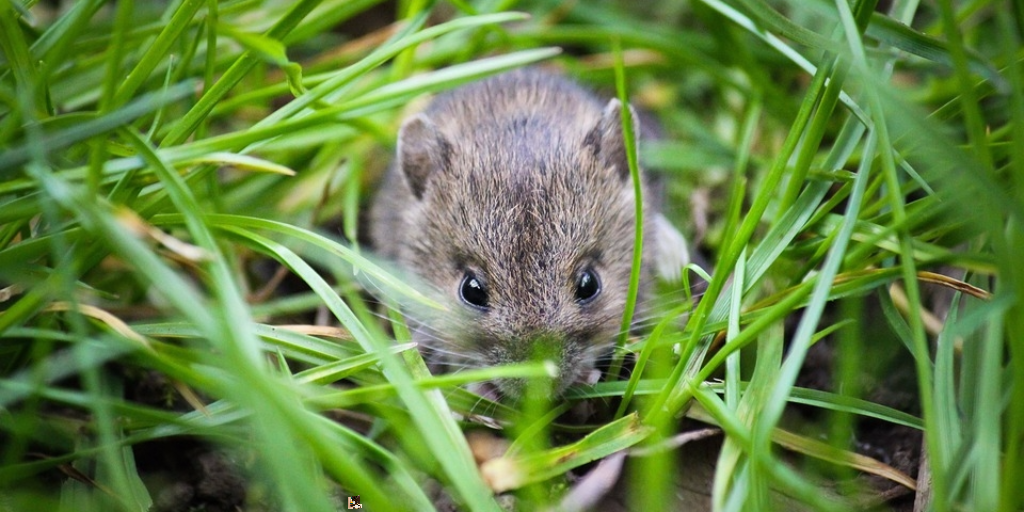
<box><xmin>0</xmin><ymin>0</ymin><xmax>1021</xmax><ymax>511</ymax></box>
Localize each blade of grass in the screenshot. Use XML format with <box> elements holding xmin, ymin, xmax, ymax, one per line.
<box><xmin>0</xmin><ymin>82</ymin><xmax>195</xmax><ymax>174</ymax></box>
<box><xmin>161</xmin><ymin>0</ymin><xmax>327</xmax><ymax>146</ymax></box>
<box><xmin>607</xmin><ymin>39</ymin><xmax>644</xmax><ymax>383</ymax></box>
<box><xmin>114</xmin><ymin>0</ymin><xmax>205</xmax><ymax>105</ymax></box>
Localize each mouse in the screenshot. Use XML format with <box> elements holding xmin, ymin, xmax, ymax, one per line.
<box><xmin>368</xmin><ymin>69</ymin><xmax>692</xmax><ymax>399</ymax></box>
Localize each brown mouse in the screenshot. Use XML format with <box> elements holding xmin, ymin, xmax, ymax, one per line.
<box><xmin>368</xmin><ymin>69</ymin><xmax>691</xmax><ymax>398</ymax></box>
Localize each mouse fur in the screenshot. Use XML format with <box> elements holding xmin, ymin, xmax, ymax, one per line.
<box><xmin>368</xmin><ymin>69</ymin><xmax>690</xmax><ymax>398</ymax></box>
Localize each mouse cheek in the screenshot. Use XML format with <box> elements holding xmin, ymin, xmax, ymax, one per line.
<box><xmin>557</xmin><ymin>340</ymin><xmax>590</xmax><ymax>384</ymax></box>
<box><xmin>546</xmin><ymin>329</ymin><xmax>608</xmax><ymax>392</ymax></box>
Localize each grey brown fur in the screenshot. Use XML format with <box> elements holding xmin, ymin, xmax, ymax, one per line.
<box><xmin>369</xmin><ymin>70</ymin><xmax>687</xmax><ymax>397</ymax></box>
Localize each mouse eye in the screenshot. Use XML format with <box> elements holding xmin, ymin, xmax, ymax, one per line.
<box><xmin>459</xmin><ymin>273</ymin><xmax>489</xmax><ymax>309</ymax></box>
<box><xmin>574</xmin><ymin>269</ymin><xmax>601</xmax><ymax>304</ymax></box>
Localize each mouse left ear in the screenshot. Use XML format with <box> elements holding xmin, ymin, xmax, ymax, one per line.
<box><xmin>583</xmin><ymin>98</ymin><xmax>640</xmax><ymax>181</ymax></box>
<box><xmin>398</xmin><ymin>113</ymin><xmax>451</xmax><ymax>200</ymax></box>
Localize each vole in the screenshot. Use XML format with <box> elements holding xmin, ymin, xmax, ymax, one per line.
<box><xmin>368</xmin><ymin>69</ymin><xmax>691</xmax><ymax>398</ymax></box>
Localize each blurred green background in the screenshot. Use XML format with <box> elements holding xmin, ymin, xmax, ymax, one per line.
<box><xmin>0</xmin><ymin>0</ymin><xmax>1021</xmax><ymax>511</ymax></box>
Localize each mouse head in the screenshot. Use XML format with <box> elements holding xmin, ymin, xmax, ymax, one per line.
<box><xmin>392</xmin><ymin>98</ymin><xmax>655</xmax><ymax>399</ymax></box>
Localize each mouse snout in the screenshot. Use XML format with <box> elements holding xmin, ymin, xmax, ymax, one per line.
<box><xmin>497</xmin><ymin>331</ymin><xmax>566</xmax><ymax>364</ymax></box>
<box><xmin>484</xmin><ymin>328</ymin><xmax>596</xmax><ymax>398</ymax></box>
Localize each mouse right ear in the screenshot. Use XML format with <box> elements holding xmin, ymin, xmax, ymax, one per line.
<box><xmin>583</xmin><ymin>99</ymin><xmax>640</xmax><ymax>182</ymax></box>
<box><xmin>398</xmin><ymin>114</ymin><xmax>451</xmax><ymax>200</ymax></box>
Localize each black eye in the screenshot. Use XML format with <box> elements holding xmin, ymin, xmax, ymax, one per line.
<box><xmin>575</xmin><ymin>269</ymin><xmax>601</xmax><ymax>304</ymax></box>
<box><xmin>459</xmin><ymin>273</ymin><xmax>489</xmax><ymax>309</ymax></box>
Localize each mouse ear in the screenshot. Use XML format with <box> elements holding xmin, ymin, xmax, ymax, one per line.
<box><xmin>583</xmin><ymin>98</ymin><xmax>640</xmax><ymax>181</ymax></box>
<box><xmin>398</xmin><ymin>114</ymin><xmax>451</xmax><ymax>199</ymax></box>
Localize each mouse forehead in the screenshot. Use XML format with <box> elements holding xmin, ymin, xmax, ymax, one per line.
<box><xmin>427</xmin><ymin>136</ymin><xmax>632</xmax><ymax>272</ymax></box>
<box><xmin>453</xmin><ymin>119</ymin><xmax>618</xmax><ymax>206</ymax></box>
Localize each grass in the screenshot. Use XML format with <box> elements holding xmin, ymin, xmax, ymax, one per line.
<box><xmin>0</xmin><ymin>0</ymin><xmax>1022</xmax><ymax>510</ymax></box>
